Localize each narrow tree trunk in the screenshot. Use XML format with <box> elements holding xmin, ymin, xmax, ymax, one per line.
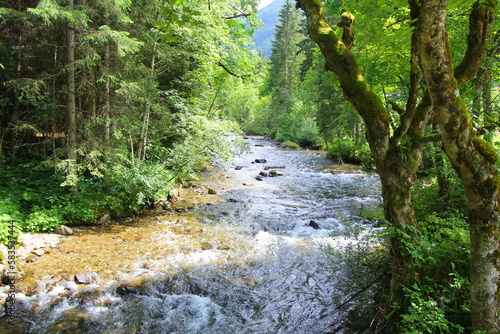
<box><xmin>418</xmin><ymin>0</ymin><xmax>500</xmax><ymax>331</ymax></box>
<box><xmin>137</xmin><ymin>36</ymin><xmax>158</xmax><ymax>161</ymax></box>
<box><xmin>67</xmin><ymin>0</ymin><xmax>78</xmax><ymax>189</ymax></box>
<box><xmin>102</xmin><ymin>44</ymin><xmax>111</xmax><ymax>185</ymax></box>
<box><xmin>137</xmin><ymin>104</ymin><xmax>150</xmax><ymax>161</ymax></box>
<box><xmin>103</xmin><ymin>44</ymin><xmax>111</xmax><ymax>147</ymax></box>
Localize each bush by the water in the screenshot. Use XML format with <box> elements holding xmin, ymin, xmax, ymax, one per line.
<box><xmin>0</xmin><ymin>162</ymin><xmax>175</xmax><ymax>245</ymax></box>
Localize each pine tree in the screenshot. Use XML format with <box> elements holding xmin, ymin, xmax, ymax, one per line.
<box><xmin>265</xmin><ymin>0</ymin><xmax>306</xmax><ymax>140</ymax></box>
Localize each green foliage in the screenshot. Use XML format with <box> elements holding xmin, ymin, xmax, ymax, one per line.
<box><xmin>383</xmin><ymin>202</ymin><xmax>472</xmax><ymax>332</ymax></box>
<box><xmin>413</xmin><ymin>157</ymin><xmax>468</xmax><ymax>221</ymax></box>
<box><xmin>20</xmin><ymin>208</ymin><xmax>67</xmax><ymax>233</ymax></box>
<box><xmin>327</xmin><ymin>138</ymin><xmax>373</xmax><ymax>167</ymax></box>
<box><xmin>106</xmin><ymin>162</ymin><xmax>175</xmax><ymax>216</ymax></box>
<box><xmin>280</xmin><ymin>140</ymin><xmax>301</xmax><ymax>149</ymax></box>
<box><xmin>400</xmin><ymin>273</ymin><xmax>469</xmax><ymax>334</ymax></box>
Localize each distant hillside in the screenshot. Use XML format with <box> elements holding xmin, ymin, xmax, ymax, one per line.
<box><xmin>251</xmin><ymin>0</ymin><xmax>287</xmax><ymax>57</ymax></box>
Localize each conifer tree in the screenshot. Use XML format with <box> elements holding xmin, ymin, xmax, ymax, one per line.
<box><xmin>265</xmin><ymin>0</ymin><xmax>306</xmax><ymax>140</ymax></box>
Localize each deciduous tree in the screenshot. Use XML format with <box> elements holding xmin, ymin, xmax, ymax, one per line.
<box><xmin>295</xmin><ymin>0</ymin><xmax>499</xmax><ymax>331</ymax></box>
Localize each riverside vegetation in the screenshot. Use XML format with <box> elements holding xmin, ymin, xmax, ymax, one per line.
<box><xmin>1</xmin><ymin>0</ymin><xmax>500</xmax><ymax>332</ymax></box>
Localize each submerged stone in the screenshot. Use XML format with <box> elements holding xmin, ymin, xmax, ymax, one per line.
<box><xmin>308</xmin><ymin>220</ymin><xmax>320</xmax><ymax>229</ymax></box>
<box><xmin>54</xmin><ymin>226</ymin><xmax>73</xmax><ymax>235</ymax></box>
<box><xmin>74</xmin><ymin>272</ymin><xmax>99</xmax><ymax>284</ymax></box>
<box><xmin>116</xmin><ymin>285</ymin><xmax>139</xmax><ymax>296</ymax></box>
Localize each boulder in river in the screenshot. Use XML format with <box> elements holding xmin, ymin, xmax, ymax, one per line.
<box><xmin>255</xmin><ymin>176</ymin><xmax>263</xmax><ymax>181</ymax></box>
<box><xmin>208</xmin><ymin>188</ymin><xmax>217</xmax><ymax>195</ymax></box>
<box><xmin>227</xmin><ymin>198</ymin><xmax>242</xmax><ymax>203</ymax></box>
<box><xmin>74</xmin><ymin>272</ymin><xmax>100</xmax><ymax>284</ymax></box>
<box><xmin>31</xmin><ymin>249</ymin><xmax>45</xmax><ymax>256</ymax></box>
<box><xmin>259</xmin><ymin>171</ymin><xmax>268</xmax><ymax>177</ymax></box>
<box><xmin>255</xmin><ymin>159</ymin><xmax>267</xmax><ymax>163</ymax></box>
<box><xmin>96</xmin><ymin>214</ymin><xmax>111</xmax><ymax>225</ymax></box>
<box><xmin>54</xmin><ymin>225</ymin><xmax>73</xmax><ymax>235</ymax></box>
<box><xmin>235</xmin><ymin>166</ymin><xmax>244</xmax><ymax>170</ymax></box>
<box><xmin>116</xmin><ymin>285</ymin><xmax>139</xmax><ymax>296</ymax></box>
<box><xmin>268</xmin><ymin>170</ymin><xmax>279</xmax><ymax>177</ymax></box>
<box><xmin>308</xmin><ymin>220</ymin><xmax>320</xmax><ymax>230</ymax></box>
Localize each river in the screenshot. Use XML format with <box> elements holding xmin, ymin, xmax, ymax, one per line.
<box><xmin>1</xmin><ymin>136</ymin><xmax>385</xmax><ymax>333</ymax></box>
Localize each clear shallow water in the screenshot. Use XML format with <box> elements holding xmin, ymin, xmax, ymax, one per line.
<box><xmin>1</xmin><ymin>137</ymin><xmax>383</xmax><ymax>334</ymax></box>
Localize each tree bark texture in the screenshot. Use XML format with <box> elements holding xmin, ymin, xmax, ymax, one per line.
<box><xmin>418</xmin><ymin>0</ymin><xmax>499</xmax><ymax>332</ymax></box>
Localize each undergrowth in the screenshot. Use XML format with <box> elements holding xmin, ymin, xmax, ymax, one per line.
<box><xmin>0</xmin><ymin>162</ymin><xmax>175</xmax><ymax>245</ymax></box>
<box><xmin>395</xmin><ymin>174</ymin><xmax>471</xmax><ymax>333</ymax></box>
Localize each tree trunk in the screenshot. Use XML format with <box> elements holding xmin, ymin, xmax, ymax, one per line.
<box><xmin>295</xmin><ymin>1</ymin><xmax>433</xmax><ymax>329</ymax></box>
<box><xmin>67</xmin><ymin>0</ymin><xmax>78</xmax><ymax>189</ymax></box>
<box><xmin>418</xmin><ymin>0</ymin><xmax>500</xmax><ymax>332</ymax></box>
<box><xmin>103</xmin><ymin>44</ymin><xmax>111</xmax><ymax>147</ymax></box>
<box><xmin>137</xmin><ymin>36</ymin><xmax>158</xmax><ymax>161</ymax></box>
<box><xmin>102</xmin><ymin>44</ymin><xmax>111</xmax><ymax>184</ymax></box>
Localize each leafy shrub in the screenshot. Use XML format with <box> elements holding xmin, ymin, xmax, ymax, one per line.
<box><xmin>385</xmin><ymin>214</ymin><xmax>472</xmax><ymax>332</ymax></box>
<box><xmin>400</xmin><ymin>273</ymin><xmax>468</xmax><ymax>334</ymax></box>
<box><xmin>107</xmin><ymin>162</ymin><xmax>175</xmax><ymax>217</ymax></box>
<box><xmin>0</xmin><ymin>216</ymin><xmax>20</xmax><ymax>246</ymax></box>
<box><xmin>327</xmin><ymin>138</ymin><xmax>374</xmax><ymax>167</ymax></box>
<box><xmin>413</xmin><ymin>175</ymin><xmax>467</xmax><ymax>221</ymax></box>
<box><xmin>280</xmin><ymin>141</ymin><xmax>301</xmax><ymax>149</ymax></box>
<box><xmin>20</xmin><ymin>207</ymin><xmax>67</xmax><ymax>233</ymax></box>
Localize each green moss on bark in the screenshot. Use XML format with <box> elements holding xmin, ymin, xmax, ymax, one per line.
<box><xmin>474</xmin><ymin>137</ymin><xmax>499</xmax><ymax>164</ymax></box>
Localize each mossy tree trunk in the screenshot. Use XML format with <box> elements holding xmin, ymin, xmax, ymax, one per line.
<box><xmin>295</xmin><ymin>0</ymin><xmax>433</xmax><ymax>329</ymax></box>
<box><xmin>418</xmin><ymin>0</ymin><xmax>499</xmax><ymax>332</ymax></box>
<box><xmin>296</xmin><ymin>0</ymin><xmax>498</xmax><ymax>331</ymax></box>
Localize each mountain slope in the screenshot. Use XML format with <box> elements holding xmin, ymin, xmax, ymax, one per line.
<box><xmin>251</xmin><ymin>0</ymin><xmax>287</xmax><ymax>57</ymax></box>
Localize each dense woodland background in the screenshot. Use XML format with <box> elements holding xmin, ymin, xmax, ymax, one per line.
<box><xmin>1</xmin><ymin>0</ymin><xmax>500</xmax><ymax>332</ymax></box>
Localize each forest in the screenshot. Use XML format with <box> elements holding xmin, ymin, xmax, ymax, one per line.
<box><xmin>1</xmin><ymin>0</ymin><xmax>500</xmax><ymax>332</ymax></box>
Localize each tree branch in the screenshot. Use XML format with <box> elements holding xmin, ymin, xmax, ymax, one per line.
<box><xmin>296</xmin><ymin>0</ymin><xmax>389</xmax><ymax>161</ymax></box>
<box><xmin>225</xmin><ymin>12</ymin><xmax>251</xmax><ymax>19</ymax></box>
<box><xmin>388</xmin><ymin>100</ymin><xmax>405</xmax><ymax>115</ymax></box>
<box><xmin>218</xmin><ymin>62</ymin><xmax>251</xmax><ymax>78</ymax></box>
<box><xmin>454</xmin><ymin>0</ymin><xmax>496</xmax><ymax>85</ymax></box>
<box><xmin>336</xmin><ymin>9</ymin><xmax>354</xmax><ymax>49</ymax></box>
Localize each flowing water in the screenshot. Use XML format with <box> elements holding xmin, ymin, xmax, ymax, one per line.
<box><xmin>1</xmin><ymin>137</ymin><xmax>384</xmax><ymax>334</ymax></box>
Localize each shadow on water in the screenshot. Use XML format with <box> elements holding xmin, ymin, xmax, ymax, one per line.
<box><xmin>1</xmin><ymin>136</ymin><xmax>387</xmax><ymax>334</ymax></box>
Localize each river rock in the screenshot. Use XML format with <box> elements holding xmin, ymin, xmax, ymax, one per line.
<box><xmin>264</xmin><ymin>166</ymin><xmax>285</xmax><ymax>170</ymax></box>
<box><xmin>255</xmin><ymin>159</ymin><xmax>267</xmax><ymax>163</ymax></box>
<box><xmin>74</xmin><ymin>272</ymin><xmax>99</xmax><ymax>284</ymax></box>
<box><xmin>208</xmin><ymin>188</ymin><xmax>217</xmax><ymax>195</ymax></box>
<box><xmin>155</xmin><ymin>199</ymin><xmax>170</xmax><ymax>210</ymax></box>
<box><xmin>235</xmin><ymin>166</ymin><xmax>244</xmax><ymax>170</ymax></box>
<box><xmin>308</xmin><ymin>220</ymin><xmax>320</xmax><ymax>229</ymax></box>
<box><xmin>344</xmin><ymin>304</ymin><xmax>377</xmax><ymax>332</ymax></box>
<box><xmin>54</xmin><ymin>225</ymin><xmax>73</xmax><ymax>235</ymax></box>
<box><xmin>25</xmin><ymin>254</ymin><xmax>39</xmax><ymax>263</ymax></box>
<box><xmin>31</xmin><ymin>249</ymin><xmax>45</xmax><ymax>256</ymax></box>
<box><xmin>255</xmin><ymin>176</ymin><xmax>263</xmax><ymax>181</ymax></box>
<box><xmin>4</xmin><ymin>298</ymin><xmax>32</xmax><ymax>315</ymax></box>
<box><xmin>259</xmin><ymin>171</ymin><xmax>268</xmax><ymax>177</ymax></box>
<box><xmin>98</xmin><ymin>214</ymin><xmax>111</xmax><ymax>225</ymax></box>
<box><xmin>269</xmin><ymin>170</ymin><xmax>279</xmax><ymax>177</ymax></box>
<box><xmin>116</xmin><ymin>285</ymin><xmax>139</xmax><ymax>296</ymax></box>
<box><xmin>2</xmin><ymin>267</ymin><xmax>22</xmax><ymax>285</ymax></box>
